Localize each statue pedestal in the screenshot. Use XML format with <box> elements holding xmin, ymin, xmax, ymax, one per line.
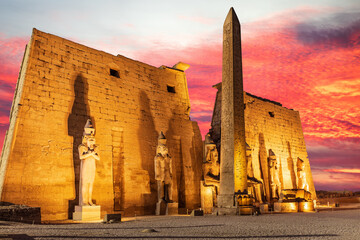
<box><xmin>156</xmin><ymin>201</ymin><xmax>178</xmax><ymax>215</ymax></box>
<box><xmin>167</xmin><ymin>202</ymin><xmax>178</xmax><ymax>215</ymax></box>
<box><xmin>274</xmin><ymin>202</ymin><xmax>298</xmax><ymax>213</ymax></box>
<box><xmin>260</xmin><ymin>204</ymin><xmax>269</xmax><ymax>213</ymax></box>
<box><xmin>238</xmin><ymin>206</ymin><xmax>253</xmax><ymax>215</ymax></box>
<box><xmin>214</xmin><ymin>207</ymin><xmax>237</xmax><ymax>215</ymax></box>
<box><xmin>236</xmin><ymin>193</ymin><xmax>253</xmax><ymax>215</ymax></box>
<box><xmin>73</xmin><ymin>205</ymin><xmax>101</xmax><ymax>221</ymax></box>
<box><xmin>298</xmin><ymin>201</ymin><xmax>315</xmax><ymax>212</ymax></box>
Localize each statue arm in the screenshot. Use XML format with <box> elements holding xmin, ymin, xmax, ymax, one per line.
<box><xmin>79</xmin><ymin>146</ymin><xmax>91</xmax><ymax>159</ymax></box>
<box><xmin>92</xmin><ymin>146</ymin><xmax>100</xmax><ymax>160</ymax></box>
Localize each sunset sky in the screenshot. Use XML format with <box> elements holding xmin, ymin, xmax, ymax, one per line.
<box><xmin>0</xmin><ymin>0</ymin><xmax>359</xmax><ymax>191</ymax></box>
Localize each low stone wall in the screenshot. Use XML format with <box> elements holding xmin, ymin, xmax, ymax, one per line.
<box><xmin>0</xmin><ymin>202</ymin><xmax>41</xmax><ymax>224</ymax></box>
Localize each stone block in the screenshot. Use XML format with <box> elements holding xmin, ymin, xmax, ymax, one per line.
<box><xmin>260</xmin><ymin>204</ymin><xmax>269</xmax><ymax>213</ymax></box>
<box><xmin>0</xmin><ymin>203</ymin><xmax>41</xmax><ymax>224</ymax></box>
<box><xmin>73</xmin><ymin>205</ymin><xmax>101</xmax><ymax>221</ymax></box>
<box><xmin>214</xmin><ymin>207</ymin><xmax>237</xmax><ymax>215</ymax></box>
<box><xmin>104</xmin><ymin>213</ymin><xmax>121</xmax><ymax>223</ymax></box>
<box><xmin>167</xmin><ymin>202</ymin><xmax>178</xmax><ymax>215</ymax></box>
<box><xmin>190</xmin><ymin>209</ymin><xmax>204</xmax><ymax>216</ymax></box>
<box><xmin>238</xmin><ymin>206</ymin><xmax>253</xmax><ymax>215</ymax></box>
<box><xmin>298</xmin><ymin>201</ymin><xmax>315</xmax><ymax>212</ymax></box>
<box><xmin>274</xmin><ymin>202</ymin><xmax>298</xmax><ymax>213</ymax></box>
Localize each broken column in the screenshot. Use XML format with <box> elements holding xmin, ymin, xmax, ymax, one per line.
<box><xmin>217</xmin><ymin>7</ymin><xmax>248</xmax><ymax>214</ymax></box>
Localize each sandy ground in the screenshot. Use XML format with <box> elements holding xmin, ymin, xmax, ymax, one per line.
<box><xmin>0</xmin><ymin>209</ymin><xmax>359</xmax><ymax>240</ymax></box>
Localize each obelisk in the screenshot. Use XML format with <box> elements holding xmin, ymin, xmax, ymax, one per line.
<box><xmin>218</xmin><ymin>7</ymin><xmax>247</xmax><ymax>213</ymax></box>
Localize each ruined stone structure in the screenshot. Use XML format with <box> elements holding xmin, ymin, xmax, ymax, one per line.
<box><xmin>208</xmin><ymin>84</ymin><xmax>316</xmax><ymax>204</ymax></box>
<box><xmin>0</xmin><ymin>29</ymin><xmax>203</xmax><ymax>220</ymax></box>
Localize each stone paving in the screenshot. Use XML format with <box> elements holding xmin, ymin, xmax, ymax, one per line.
<box><xmin>0</xmin><ymin>210</ymin><xmax>359</xmax><ymax>239</ymax></box>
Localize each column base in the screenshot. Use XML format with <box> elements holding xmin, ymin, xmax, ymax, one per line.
<box><xmin>214</xmin><ymin>207</ymin><xmax>237</xmax><ymax>215</ymax></box>
<box><xmin>217</xmin><ymin>194</ymin><xmax>235</xmax><ymax>208</ymax></box>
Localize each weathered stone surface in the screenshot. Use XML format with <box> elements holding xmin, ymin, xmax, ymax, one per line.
<box><xmin>0</xmin><ymin>202</ymin><xmax>41</xmax><ymax>224</ymax></box>
<box><xmin>210</xmin><ymin>86</ymin><xmax>317</xmax><ymax>200</ymax></box>
<box><xmin>0</xmin><ymin>28</ymin><xmax>203</xmax><ymax>220</ymax></box>
<box><xmin>104</xmin><ymin>213</ymin><xmax>121</xmax><ymax>223</ymax></box>
<box><xmin>219</xmin><ymin>7</ymin><xmax>247</xmax><ymax>210</ymax></box>
<box><xmin>274</xmin><ymin>202</ymin><xmax>298</xmax><ymax>212</ymax></box>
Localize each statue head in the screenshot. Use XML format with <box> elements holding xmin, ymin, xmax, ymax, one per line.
<box><xmin>269</xmin><ymin>149</ymin><xmax>277</xmax><ymax>167</ymax></box>
<box><xmin>84</xmin><ymin>119</ymin><xmax>95</xmax><ymax>136</ymax></box>
<box><xmin>87</xmin><ymin>136</ymin><xmax>96</xmax><ymax>149</ymax></box>
<box><xmin>157</xmin><ymin>131</ymin><xmax>168</xmax><ymax>156</ymax></box>
<box><xmin>82</xmin><ymin>119</ymin><xmax>96</xmax><ymax>148</ymax></box>
<box><xmin>208</xmin><ymin>145</ymin><xmax>218</xmax><ymax>160</ymax></box>
<box><xmin>156</xmin><ymin>143</ymin><xmax>168</xmax><ymax>156</ymax></box>
<box><xmin>158</xmin><ymin>131</ymin><xmax>166</xmax><ymax>144</ymax></box>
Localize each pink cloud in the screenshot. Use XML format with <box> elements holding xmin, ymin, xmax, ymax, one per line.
<box><xmin>0</xmin><ymin>35</ymin><xmax>28</xmax><ymax>151</ymax></box>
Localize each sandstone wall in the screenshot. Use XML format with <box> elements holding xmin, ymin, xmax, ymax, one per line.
<box><xmin>210</xmin><ymin>84</ymin><xmax>316</xmax><ymax>199</ymax></box>
<box><xmin>0</xmin><ymin>29</ymin><xmax>203</xmax><ymax>220</ymax></box>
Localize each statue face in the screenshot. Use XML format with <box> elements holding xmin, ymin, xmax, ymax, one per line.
<box><xmin>87</xmin><ymin>137</ymin><xmax>96</xmax><ymax>149</ymax></box>
<box><xmin>157</xmin><ymin>144</ymin><xmax>168</xmax><ymax>155</ymax></box>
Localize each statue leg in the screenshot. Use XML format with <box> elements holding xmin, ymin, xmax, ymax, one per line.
<box><xmin>82</xmin><ymin>183</ymin><xmax>88</xmax><ymax>205</ymax></box>
<box><xmin>156</xmin><ymin>180</ymin><xmax>162</xmax><ymax>216</ymax></box>
<box><xmin>88</xmin><ymin>182</ymin><xmax>94</xmax><ymax>205</ymax></box>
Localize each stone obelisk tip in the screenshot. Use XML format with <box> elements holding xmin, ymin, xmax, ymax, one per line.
<box><xmin>224</xmin><ymin>7</ymin><xmax>240</xmax><ymax>26</ymax></box>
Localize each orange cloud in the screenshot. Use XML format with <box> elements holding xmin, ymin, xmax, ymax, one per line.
<box><xmin>324</xmin><ymin>169</ymin><xmax>360</xmax><ymax>174</ymax></box>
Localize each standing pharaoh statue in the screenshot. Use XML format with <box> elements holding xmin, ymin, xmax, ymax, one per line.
<box><xmin>268</xmin><ymin>150</ymin><xmax>281</xmax><ymax>200</ymax></box>
<box><xmin>297</xmin><ymin>158</ymin><xmax>309</xmax><ymax>191</ymax></box>
<box><xmin>154</xmin><ymin>131</ymin><xmax>173</xmax><ymax>215</ymax></box>
<box><xmin>246</xmin><ymin>143</ymin><xmax>263</xmax><ymax>203</ymax></box>
<box><xmin>78</xmin><ymin>119</ymin><xmax>100</xmax><ymax>206</ymax></box>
